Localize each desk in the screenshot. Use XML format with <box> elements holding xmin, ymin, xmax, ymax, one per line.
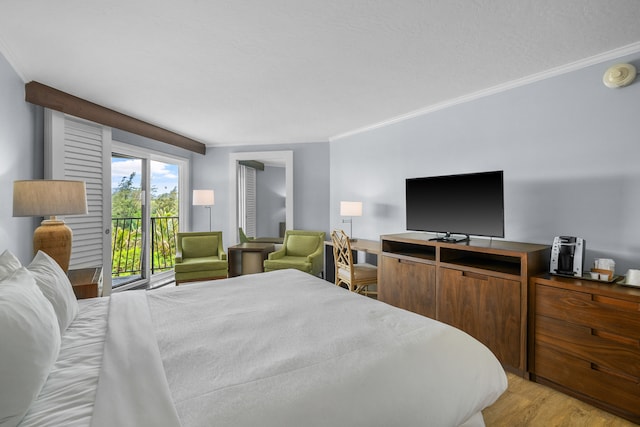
<box><xmin>250</xmin><ymin>237</ymin><xmax>284</xmax><ymax>244</ymax></box>
<box><xmin>323</xmin><ymin>238</ymin><xmax>381</xmax><ymax>283</ymax></box>
<box><xmin>229</xmin><ymin>243</ymin><xmax>276</xmax><ymax>277</ymax></box>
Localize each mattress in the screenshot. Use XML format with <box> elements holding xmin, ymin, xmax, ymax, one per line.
<box><xmin>19</xmin><ymin>269</ymin><xmax>507</xmax><ymax>427</ymax></box>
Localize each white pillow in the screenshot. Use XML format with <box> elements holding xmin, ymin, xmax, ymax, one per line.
<box><xmin>0</xmin><ymin>250</ymin><xmax>22</xmax><ymax>281</ymax></box>
<box><xmin>27</xmin><ymin>251</ymin><xmax>79</xmax><ymax>334</ymax></box>
<box><xmin>0</xmin><ymin>267</ymin><xmax>61</xmax><ymax>427</ymax></box>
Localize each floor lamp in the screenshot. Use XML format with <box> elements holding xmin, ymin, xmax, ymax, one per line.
<box><xmin>340</xmin><ymin>201</ymin><xmax>362</xmax><ymax>242</ymax></box>
<box><xmin>193</xmin><ymin>189</ymin><xmax>214</xmax><ymax>231</ymax></box>
<box><xmin>12</xmin><ymin>180</ymin><xmax>88</xmax><ymax>271</ymax></box>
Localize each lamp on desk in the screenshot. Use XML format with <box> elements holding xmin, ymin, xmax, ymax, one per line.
<box><xmin>340</xmin><ymin>201</ymin><xmax>362</xmax><ymax>242</ymax></box>
<box><xmin>13</xmin><ymin>180</ymin><xmax>88</xmax><ymax>272</ymax></box>
<box><xmin>193</xmin><ymin>189</ymin><xmax>214</xmax><ymax>231</ymax></box>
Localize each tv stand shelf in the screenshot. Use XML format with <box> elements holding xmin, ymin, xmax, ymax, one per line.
<box><xmin>379</xmin><ymin>232</ymin><xmax>550</xmax><ymax>375</ymax></box>
<box><xmin>381</xmin><ymin>239</ymin><xmax>436</xmax><ymax>261</ymax></box>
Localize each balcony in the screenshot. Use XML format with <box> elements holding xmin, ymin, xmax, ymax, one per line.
<box><xmin>111</xmin><ymin>216</ymin><xmax>178</xmax><ymax>288</ymax></box>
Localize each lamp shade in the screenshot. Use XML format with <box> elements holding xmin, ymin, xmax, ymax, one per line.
<box><xmin>13</xmin><ymin>180</ymin><xmax>88</xmax><ymax>217</ymax></box>
<box><xmin>12</xmin><ymin>180</ymin><xmax>87</xmax><ymax>272</ymax></box>
<box><xmin>193</xmin><ymin>189</ymin><xmax>215</xmax><ymax>206</ymax></box>
<box><xmin>340</xmin><ymin>201</ymin><xmax>362</xmax><ymax>217</ymax></box>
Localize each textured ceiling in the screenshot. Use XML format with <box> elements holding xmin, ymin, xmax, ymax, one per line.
<box><xmin>1</xmin><ymin>1</ymin><xmax>640</xmax><ymax>147</ymax></box>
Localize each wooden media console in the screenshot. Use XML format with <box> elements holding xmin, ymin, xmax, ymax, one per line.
<box><xmin>379</xmin><ymin>232</ymin><xmax>550</xmax><ymax>375</ymax></box>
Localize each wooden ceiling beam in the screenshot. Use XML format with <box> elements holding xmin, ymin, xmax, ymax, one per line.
<box><xmin>25</xmin><ymin>81</ymin><xmax>206</xmax><ymax>155</ymax></box>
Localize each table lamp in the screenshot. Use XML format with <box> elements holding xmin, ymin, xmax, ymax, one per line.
<box><xmin>340</xmin><ymin>201</ymin><xmax>362</xmax><ymax>241</ymax></box>
<box><xmin>13</xmin><ymin>180</ymin><xmax>88</xmax><ymax>271</ymax></box>
<box><xmin>193</xmin><ymin>189</ymin><xmax>214</xmax><ymax>231</ymax></box>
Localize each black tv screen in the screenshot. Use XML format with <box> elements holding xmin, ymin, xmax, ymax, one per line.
<box><xmin>406</xmin><ymin>170</ymin><xmax>504</xmax><ymax>239</ymax></box>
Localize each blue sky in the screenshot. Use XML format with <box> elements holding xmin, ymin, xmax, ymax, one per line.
<box><xmin>111</xmin><ymin>157</ymin><xmax>179</xmax><ymax>195</ymax></box>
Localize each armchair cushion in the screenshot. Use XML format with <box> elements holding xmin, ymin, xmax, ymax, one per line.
<box><xmin>181</xmin><ymin>235</ymin><xmax>218</xmax><ymax>258</ymax></box>
<box><xmin>174</xmin><ymin>256</ymin><xmax>227</xmax><ymax>273</ymax></box>
<box><xmin>263</xmin><ymin>256</ymin><xmax>312</xmax><ymax>273</ymax></box>
<box><xmin>286</xmin><ymin>235</ymin><xmax>321</xmax><ymax>257</ymax></box>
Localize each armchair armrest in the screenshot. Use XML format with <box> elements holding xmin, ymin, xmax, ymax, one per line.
<box><xmin>217</xmin><ymin>238</ymin><xmax>226</xmax><ymax>260</ymax></box>
<box><xmin>268</xmin><ymin>248</ymin><xmax>286</xmax><ymax>260</ymax></box>
<box><xmin>306</xmin><ymin>244</ymin><xmax>324</xmax><ymax>273</ymax></box>
<box><xmin>175</xmin><ymin>250</ymin><xmax>183</xmax><ymax>263</ymax></box>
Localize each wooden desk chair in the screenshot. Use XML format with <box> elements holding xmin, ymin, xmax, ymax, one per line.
<box><xmin>331</xmin><ymin>229</ymin><xmax>377</xmax><ymax>297</ymax></box>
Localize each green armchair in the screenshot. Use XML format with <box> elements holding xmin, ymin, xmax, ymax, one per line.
<box><xmin>263</xmin><ymin>230</ymin><xmax>325</xmax><ymax>276</ymax></box>
<box><xmin>239</xmin><ymin>227</ymin><xmax>253</xmax><ymax>243</ymax></box>
<box><xmin>174</xmin><ymin>231</ymin><xmax>228</xmax><ymax>285</ymax></box>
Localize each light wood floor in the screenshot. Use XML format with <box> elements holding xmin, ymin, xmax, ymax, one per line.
<box><xmin>482</xmin><ymin>373</ymin><xmax>638</xmax><ymax>427</ymax></box>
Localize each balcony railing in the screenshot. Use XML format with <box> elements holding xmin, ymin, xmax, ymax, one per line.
<box><xmin>111</xmin><ymin>216</ymin><xmax>179</xmax><ymax>277</ymax></box>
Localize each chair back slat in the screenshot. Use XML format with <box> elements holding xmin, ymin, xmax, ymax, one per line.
<box><xmin>331</xmin><ymin>230</ymin><xmax>354</xmax><ymax>284</ymax></box>
<box><xmin>331</xmin><ymin>229</ymin><xmax>377</xmax><ymax>297</ymax></box>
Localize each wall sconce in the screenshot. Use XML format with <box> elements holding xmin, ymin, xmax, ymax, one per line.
<box><xmin>193</xmin><ymin>189</ymin><xmax>215</xmax><ymax>231</ymax></box>
<box><xmin>603</xmin><ymin>63</ymin><xmax>636</xmax><ymax>88</ymax></box>
<box><xmin>340</xmin><ymin>201</ymin><xmax>362</xmax><ymax>241</ymax></box>
<box><xmin>13</xmin><ymin>180</ymin><xmax>88</xmax><ymax>271</ymax></box>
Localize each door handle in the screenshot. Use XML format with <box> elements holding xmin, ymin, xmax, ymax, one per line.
<box><xmin>462</xmin><ymin>271</ymin><xmax>488</xmax><ymax>281</ymax></box>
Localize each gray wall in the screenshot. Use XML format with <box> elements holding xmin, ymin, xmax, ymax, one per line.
<box><xmin>192</xmin><ymin>142</ymin><xmax>330</xmax><ymax>249</ymax></box>
<box><xmin>4</xmin><ymin>44</ymin><xmax>639</xmax><ymax>274</ymax></box>
<box><xmin>330</xmin><ymin>51</ymin><xmax>640</xmax><ymax>273</ymax></box>
<box><xmin>256</xmin><ymin>165</ymin><xmax>286</xmax><ymax>237</ymax></box>
<box><xmin>0</xmin><ymin>50</ymin><xmax>196</xmax><ymax>264</ymax></box>
<box><xmin>0</xmin><ymin>52</ymin><xmax>43</xmax><ymax>264</ymax></box>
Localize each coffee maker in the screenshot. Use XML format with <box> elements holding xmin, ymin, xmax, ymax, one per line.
<box><xmin>550</xmin><ymin>236</ymin><xmax>585</xmax><ymax>277</ymax></box>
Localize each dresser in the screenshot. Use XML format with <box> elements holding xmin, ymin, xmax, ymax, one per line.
<box><xmin>530</xmin><ymin>275</ymin><xmax>640</xmax><ymax>424</ymax></box>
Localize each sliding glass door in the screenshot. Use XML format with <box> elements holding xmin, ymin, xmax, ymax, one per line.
<box><xmin>111</xmin><ymin>142</ymin><xmax>188</xmax><ymax>290</ymax></box>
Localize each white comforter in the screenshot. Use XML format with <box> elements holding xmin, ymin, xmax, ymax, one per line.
<box><xmin>23</xmin><ymin>269</ymin><xmax>508</xmax><ymax>427</ymax></box>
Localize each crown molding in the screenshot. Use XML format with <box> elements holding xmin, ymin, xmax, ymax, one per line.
<box><xmin>330</xmin><ymin>42</ymin><xmax>640</xmax><ymax>142</ymax></box>
<box><xmin>0</xmin><ymin>35</ymin><xmax>29</xmax><ymax>82</ymax></box>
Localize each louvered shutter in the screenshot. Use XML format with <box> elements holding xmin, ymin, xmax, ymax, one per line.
<box><xmin>245</xmin><ymin>166</ymin><xmax>257</xmax><ymax>237</ymax></box>
<box><xmin>45</xmin><ymin>109</ymin><xmax>112</xmax><ymax>294</ymax></box>
<box><xmin>237</xmin><ymin>165</ymin><xmax>257</xmax><ymax>237</ymax></box>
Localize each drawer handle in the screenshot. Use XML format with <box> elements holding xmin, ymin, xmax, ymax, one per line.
<box><xmin>462</xmin><ymin>271</ymin><xmax>488</xmax><ymax>281</ymax></box>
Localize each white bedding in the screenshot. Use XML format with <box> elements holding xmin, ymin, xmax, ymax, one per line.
<box><xmin>18</xmin><ymin>298</ymin><xmax>108</xmax><ymax>427</ymax></box>
<box><xmin>20</xmin><ymin>269</ymin><xmax>507</xmax><ymax>427</ymax></box>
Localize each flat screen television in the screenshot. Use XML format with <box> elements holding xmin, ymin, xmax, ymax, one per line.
<box><xmin>405</xmin><ymin>170</ymin><xmax>504</xmax><ymax>242</ymax></box>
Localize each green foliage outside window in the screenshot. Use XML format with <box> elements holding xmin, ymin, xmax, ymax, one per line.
<box><xmin>111</xmin><ymin>172</ymin><xmax>179</xmax><ymax>277</ymax></box>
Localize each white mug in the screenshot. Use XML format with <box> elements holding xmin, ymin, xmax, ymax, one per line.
<box><xmin>594</xmin><ymin>258</ymin><xmax>615</xmax><ymax>274</ymax></box>
<box><xmin>625</xmin><ymin>269</ymin><xmax>640</xmax><ymax>286</ymax></box>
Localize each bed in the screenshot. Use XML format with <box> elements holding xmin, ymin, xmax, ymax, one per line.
<box><xmin>1</xmin><ymin>249</ymin><xmax>507</xmax><ymax>427</ymax></box>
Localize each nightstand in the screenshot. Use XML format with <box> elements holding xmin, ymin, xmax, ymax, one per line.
<box><xmin>67</xmin><ymin>267</ymin><xmax>103</xmax><ymax>299</ymax></box>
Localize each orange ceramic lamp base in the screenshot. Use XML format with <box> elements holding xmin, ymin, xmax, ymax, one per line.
<box><xmin>33</xmin><ymin>219</ymin><xmax>72</xmax><ymax>271</ymax></box>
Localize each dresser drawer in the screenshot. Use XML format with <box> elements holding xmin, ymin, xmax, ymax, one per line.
<box><xmin>536</xmin><ymin>284</ymin><xmax>640</xmax><ymax>339</ymax></box>
<box><xmin>535</xmin><ymin>344</ymin><xmax>640</xmax><ymax>419</ymax></box>
<box><xmin>535</xmin><ymin>314</ymin><xmax>640</xmax><ymax>380</ymax></box>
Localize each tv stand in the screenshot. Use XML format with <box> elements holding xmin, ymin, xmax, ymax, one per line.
<box><xmin>379</xmin><ymin>232</ymin><xmax>550</xmax><ymax>375</ymax></box>
<box><xmin>429</xmin><ymin>232</ymin><xmax>469</xmax><ymax>243</ymax></box>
